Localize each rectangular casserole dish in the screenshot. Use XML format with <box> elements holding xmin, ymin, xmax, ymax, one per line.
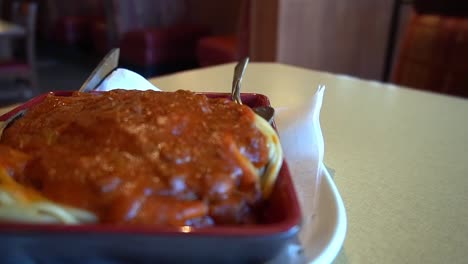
<box><xmin>0</xmin><ymin>91</ymin><xmax>301</xmax><ymax>264</ymax></box>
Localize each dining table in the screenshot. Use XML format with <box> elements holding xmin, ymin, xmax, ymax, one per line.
<box><xmin>147</xmin><ymin>63</ymin><xmax>468</xmax><ymax>264</ymax></box>
<box><xmin>0</xmin><ymin>62</ymin><xmax>467</xmax><ymax>263</ymax></box>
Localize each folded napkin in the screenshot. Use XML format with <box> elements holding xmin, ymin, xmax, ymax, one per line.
<box><xmin>277</xmin><ymin>85</ymin><xmax>325</xmax><ymax>236</ymax></box>
<box><xmin>96</xmin><ymin>69</ymin><xmax>327</xmax><ymax>263</ymax></box>
<box><xmin>271</xmin><ymin>86</ymin><xmax>326</xmax><ymax>264</ymax></box>
<box><xmin>95</xmin><ymin>68</ymin><xmax>161</xmax><ymax>92</ymax></box>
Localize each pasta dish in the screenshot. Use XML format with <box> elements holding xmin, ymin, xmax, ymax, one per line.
<box><xmin>0</xmin><ymin>90</ymin><xmax>282</xmax><ymax>226</ymax></box>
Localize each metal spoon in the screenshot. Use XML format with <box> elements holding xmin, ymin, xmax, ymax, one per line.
<box><xmin>232</xmin><ymin>58</ymin><xmax>275</xmax><ymax>123</ymax></box>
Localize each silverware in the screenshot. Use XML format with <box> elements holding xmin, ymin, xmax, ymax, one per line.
<box><xmin>79</xmin><ymin>48</ymin><xmax>120</xmax><ymax>93</ymax></box>
<box><xmin>231</xmin><ymin>58</ymin><xmax>275</xmax><ymax>123</ymax></box>
<box><xmin>231</xmin><ymin>57</ymin><xmax>249</xmax><ymax>105</ymax></box>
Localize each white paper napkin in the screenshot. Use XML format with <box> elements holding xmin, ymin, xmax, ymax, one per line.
<box><xmin>273</xmin><ymin>86</ymin><xmax>326</xmax><ymax>263</ymax></box>
<box><xmin>276</xmin><ymin>85</ymin><xmax>325</xmax><ymax>237</ymax></box>
<box><xmin>94</xmin><ymin>68</ymin><xmax>161</xmax><ymax>92</ymax></box>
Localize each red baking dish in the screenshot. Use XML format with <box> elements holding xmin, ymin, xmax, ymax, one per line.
<box><xmin>0</xmin><ymin>91</ymin><xmax>301</xmax><ymax>263</ymax></box>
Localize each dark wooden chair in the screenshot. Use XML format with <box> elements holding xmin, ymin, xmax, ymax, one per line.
<box><xmin>392</xmin><ymin>0</ymin><xmax>468</xmax><ymax>98</ymax></box>
<box><xmin>0</xmin><ymin>1</ymin><xmax>38</xmax><ymax>95</ymax></box>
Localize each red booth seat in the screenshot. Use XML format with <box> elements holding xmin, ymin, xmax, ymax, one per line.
<box><xmin>194</xmin><ymin>0</ymin><xmax>250</xmax><ymax>67</ymax></box>
<box><xmin>196</xmin><ymin>35</ymin><xmax>238</xmax><ymax>67</ymax></box>
<box><xmin>119</xmin><ymin>24</ymin><xmax>209</xmax><ymax>75</ymax></box>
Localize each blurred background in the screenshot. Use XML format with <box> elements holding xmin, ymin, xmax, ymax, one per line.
<box><xmin>0</xmin><ymin>0</ymin><xmax>467</xmax><ymax>106</ymax></box>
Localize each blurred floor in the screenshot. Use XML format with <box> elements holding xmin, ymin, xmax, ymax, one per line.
<box><xmin>0</xmin><ymin>46</ymin><xmax>99</xmax><ymax>107</ymax></box>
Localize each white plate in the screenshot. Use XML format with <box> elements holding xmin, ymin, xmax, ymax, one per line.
<box><xmin>308</xmin><ymin>164</ymin><xmax>347</xmax><ymax>263</ymax></box>
<box><xmin>270</xmin><ymin>164</ymin><xmax>347</xmax><ymax>264</ymax></box>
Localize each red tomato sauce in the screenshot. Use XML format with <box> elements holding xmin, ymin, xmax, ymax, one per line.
<box><xmin>0</xmin><ymin>90</ymin><xmax>270</xmax><ymax>226</ymax></box>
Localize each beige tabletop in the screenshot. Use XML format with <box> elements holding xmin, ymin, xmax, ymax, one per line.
<box><xmin>148</xmin><ymin>63</ymin><xmax>468</xmax><ymax>264</ymax></box>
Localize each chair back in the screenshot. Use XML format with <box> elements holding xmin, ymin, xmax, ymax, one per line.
<box><xmin>11</xmin><ymin>1</ymin><xmax>37</xmax><ymax>71</ymax></box>
<box><xmin>392</xmin><ymin>8</ymin><xmax>468</xmax><ymax>98</ymax></box>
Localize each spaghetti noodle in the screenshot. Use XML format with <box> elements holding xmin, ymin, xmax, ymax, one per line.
<box><xmin>0</xmin><ymin>90</ymin><xmax>282</xmax><ymax>226</ymax></box>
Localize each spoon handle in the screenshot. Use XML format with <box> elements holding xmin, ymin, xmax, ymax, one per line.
<box><xmin>231</xmin><ymin>57</ymin><xmax>250</xmax><ymax>105</ymax></box>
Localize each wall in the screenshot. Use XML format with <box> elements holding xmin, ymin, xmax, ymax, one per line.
<box><xmin>275</xmin><ymin>0</ymin><xmax>395</xmax><ymax>81</ymax></box>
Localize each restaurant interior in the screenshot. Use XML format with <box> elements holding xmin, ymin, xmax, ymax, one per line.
<box><xmin>0</xmin><ymin>1</ymin><xmax>467</xmax><ymax>263</ymax></box>
<box><xmin>0</xmin><ymin>0</ymin><xmax>466</xmax><ymax>106</ymax></box>
<box><xmin>0</xmin><ymin>0</ymin><xmax>468</xmax><ymax>105</ymax></box>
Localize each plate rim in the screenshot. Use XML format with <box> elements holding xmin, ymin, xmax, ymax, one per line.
<box><xmin>310</xmin><ymin>164</ymin><xmax>347</xmax><ymax>263</ymax></box>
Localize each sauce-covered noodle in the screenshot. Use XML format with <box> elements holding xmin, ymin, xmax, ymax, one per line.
<box><xmin>0</xmin><ymin>90</ymin><xmax>282</xmax><ymax>226</ymax></box>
